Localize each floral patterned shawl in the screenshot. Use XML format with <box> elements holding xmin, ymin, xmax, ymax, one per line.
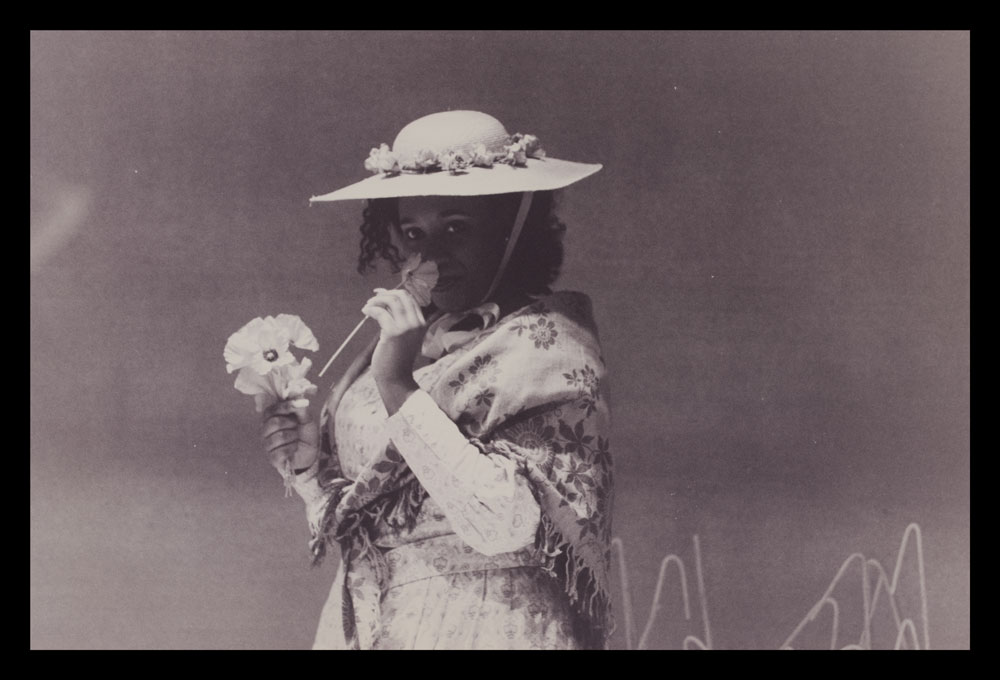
<box><xmin>306</xmin><ymin>291</ymin><xmax>614</xmax><ymax>649</ymax></box>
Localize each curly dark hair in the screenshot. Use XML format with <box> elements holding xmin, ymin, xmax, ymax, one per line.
<box><xmin>356</xmin><ymin>191</ymin><xmax>567</xmax><ymax>298</ymax></box>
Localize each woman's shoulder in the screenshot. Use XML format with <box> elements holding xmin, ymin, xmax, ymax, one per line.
<box><xmin>504</xmin><ymin>290</ymin><xmax>601</xmax><ymax>338</ymax></box>
<box><xmin>486</xmin><ymin>290</ymin><xmax>604</xmax><ymax>371</ymax></box>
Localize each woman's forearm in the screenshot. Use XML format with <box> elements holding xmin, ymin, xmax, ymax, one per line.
<box><xmin>374</xmin><ymin>373</ymin><xmax>420</xmax><ymax>416</ymax></box>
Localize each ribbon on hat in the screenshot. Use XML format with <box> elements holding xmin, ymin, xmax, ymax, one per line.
<box><xmin>421</xmin><ymin>302</ymin><xmax>501</xmax><ymax>360</ymax></box>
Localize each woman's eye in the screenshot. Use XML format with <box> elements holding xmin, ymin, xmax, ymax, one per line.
<box><xmin>403</xmin><ymin>228</ymin><xmax>424</xmax><ymax>241</ymax></box>
<box><xmin>446</xmin><ymin>222</ymin><xmax>470</xmax><ymax>235</ymax></box>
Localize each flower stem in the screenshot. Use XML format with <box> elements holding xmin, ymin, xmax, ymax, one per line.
<box><xmin>317</xmin><ymin>282</ymin><xmax>404</xmax><ymax>379</ymax></box>
<box><xmin>317</xmin><ymin>316</ymin><xmax>369</xmax><ymax>378</ymax></box>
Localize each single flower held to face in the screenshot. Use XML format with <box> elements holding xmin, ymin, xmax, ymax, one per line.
<box><xmin>399</xmin><ymin>253</ymin><xmax>439</xmax><ymax>307</ymax></box>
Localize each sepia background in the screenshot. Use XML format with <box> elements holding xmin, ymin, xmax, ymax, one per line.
<box><xmin>31</xmin><ymin>31</ymin><xmax>969</xmax><ymax>649</ymax></box>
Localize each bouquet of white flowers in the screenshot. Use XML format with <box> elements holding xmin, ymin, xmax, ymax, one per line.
<box><xmin>224</xmin><ymin>314</ymin><xmax>319</xmax><ymax>492</ymax></box>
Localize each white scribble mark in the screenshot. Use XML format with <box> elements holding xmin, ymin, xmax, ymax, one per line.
<box><xmin>638</xmin><ymin>553</ymin><xmax>690</xmax><ymax>649</ymax></box>
<box><xmin>613</xmin><ymin>534</ymin><xmax>712</xmax><ymax>650</ymax></box>
<box><xmin>691</xmin><ymin>535</ymin><xmax>712</xmax><ymax>650</ymax></box>
<box><xmin>780</xmin><ymin>523</ymin><xmax>929</xmax><ymax>650</ymax></box>
<box><xmin>611</xmin><ymin>537</ymin><xmax>635</xmax><ymax>650</ymax></box>
<box><xmin>614</xmin><ymin>523</ymin><xmax>929</xmax><ymax>650</ymax></box>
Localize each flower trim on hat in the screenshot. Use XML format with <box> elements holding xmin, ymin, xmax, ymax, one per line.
<box><xmin>364</xmin><ymin>133</ymin><xmax>546</xmax><ymax>177</ymax></box>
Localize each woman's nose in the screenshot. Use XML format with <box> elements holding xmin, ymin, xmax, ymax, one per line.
<box><xmin>418</xmin><ymin>234</ymin><xmax>451</xmax><ymax>260</ymax></box>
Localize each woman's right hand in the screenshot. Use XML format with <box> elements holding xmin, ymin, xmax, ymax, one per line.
<box><xmin>260</xmin><ymin>399</ymin><xmax>320</xmax><ymax>474</ymax></box>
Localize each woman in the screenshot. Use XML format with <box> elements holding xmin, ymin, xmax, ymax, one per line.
<box><xmin>262</xmin><ymin>111</ymin><xmax>612</xmax><ymax>649</ymax></box>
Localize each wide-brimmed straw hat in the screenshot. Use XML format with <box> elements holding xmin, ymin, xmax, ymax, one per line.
<box><xmin>309</xmin><ymin>110</ymin><xmax>602</xmax><ymax>202</ymax></box>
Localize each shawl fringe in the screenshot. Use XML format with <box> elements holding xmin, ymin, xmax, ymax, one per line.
<box><xmin>534</xmin><ymin>499</ymin><xmax>612</xmax><ymax>649</ymax></box>
<box><xmin>470</xmin><ymin>436</ymin><xmax>613</xmax><ymax>649</ymax></box>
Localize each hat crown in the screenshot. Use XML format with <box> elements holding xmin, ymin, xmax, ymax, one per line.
<box><xmin>393</xmin><ymin>110</ymin><xmax>511</xmax><ymax>157</ymax></box>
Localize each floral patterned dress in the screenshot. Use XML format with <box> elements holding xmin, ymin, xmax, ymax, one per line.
<box><xmin>292</xmin><ymin>291</ymin><xmax>613</xmax><ymax>650</ymax></box>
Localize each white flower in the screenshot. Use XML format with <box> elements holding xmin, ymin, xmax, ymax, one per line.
<box><xmin>234</xmin><ymin>357</ymin><xmax>318</xmax><ymax>412</ymax></box>
<box><xmin>233</xmin><ymin>364</ymin><xmax>275</xmax><ymax>396</ymax></box>
<box><xmin>224</xmin><ymin>314</ymin><xmax>318</xmax><ymax>375</ymax></box>
<box><xmin>224</xmin><ymin>317</ymin><xmax>294</xmax><ymax>375</ymax></box>
<box><xmin>410</xmin><ymin>148</ymin><xmax>439</xmax><ymax>171</ymax></box>
<box><xmin>440</xmin><ymin>149</ymin><xmax>471</xmax><ymax>174</ymax></box>
<box><xmin>502</xmin><ymin>134</ymin><xmax>545</xmax><ymax>166</ymax></box>
<box><xmin>279</xmin><ymin>357</ymin><xmax>318</xmax><ymax>400</ymax></box>
<box><xmin>471</xmin><ymin>143</ymin><xmax>495</xmax><ymax>168</ymax></box>
<box><xmin>520</xmin><ymin>134</ymin><xmax>545</xmax><ymax>159</ymax></box>
<box><xmin>503</xmin><ymin>140</ymin><xmax>528</xmax><ymax>166</ymax></box>
<box><xmin>364</xmin><ymin>143</ymin><xmax>399</xmax><ymax>175</ymax></box>
<box><xmin>274</xmin><ymin>313</ymin><xmax>319</xmax><ymax>352</ymax></box>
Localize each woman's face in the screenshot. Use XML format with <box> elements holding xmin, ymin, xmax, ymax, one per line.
<box><xmin>393</xmin><ymin>195</ymin><xmax>516</xmax><ymax>312</ymax></box>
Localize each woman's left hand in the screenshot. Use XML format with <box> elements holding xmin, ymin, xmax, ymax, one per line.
<box><xmin>362</xmin><ymin>287</ymin><xmax>427</xmax><ymax>389</ymax></box>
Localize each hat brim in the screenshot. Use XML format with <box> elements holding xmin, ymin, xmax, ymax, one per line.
<box><xmin>309</xmin><ymin>157</ymin><xmax>602</xmax><ymax>202</ymax></box>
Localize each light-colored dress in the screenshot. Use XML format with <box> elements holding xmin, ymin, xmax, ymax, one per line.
<box><xmin>293</xmin><ymin>291</ymin><xmax>613</xmax><ymax>650</ymax></box>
